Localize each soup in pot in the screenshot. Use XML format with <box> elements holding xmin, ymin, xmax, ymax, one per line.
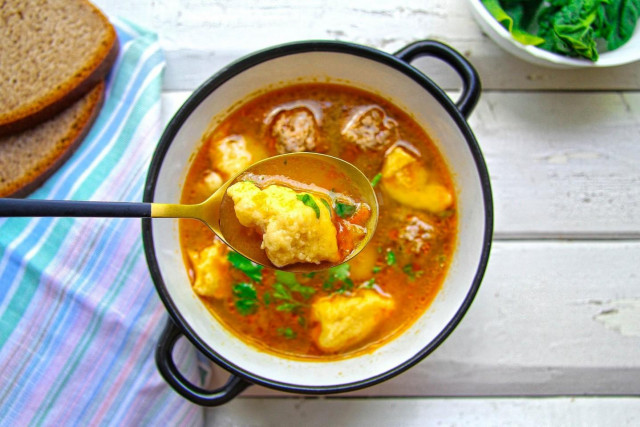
<box><xmin>180</xmin><ymin>83</ymin><xmax>457</xmax><ymax>360</ymax></box>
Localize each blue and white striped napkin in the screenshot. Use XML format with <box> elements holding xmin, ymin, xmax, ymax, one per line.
<box><xmin>0</xmin><ymin>20</ymin><xmax>206</xmax><ymax>425</ymax></box>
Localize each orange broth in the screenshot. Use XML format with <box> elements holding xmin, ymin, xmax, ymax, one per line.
<box><xmin>179</xmin><ymin>83</ymin><xmax>457</xmax><ymax>360</ymax></box>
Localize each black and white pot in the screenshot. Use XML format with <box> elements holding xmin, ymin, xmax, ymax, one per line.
<box><xmin>142</xmin><ymin>39</ymin><xmax>493</xmax><ymax>406</ymax></box>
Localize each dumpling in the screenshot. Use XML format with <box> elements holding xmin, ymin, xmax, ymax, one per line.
<box><xmin>226</xmin><ymin>181</ymin><xmax>339</xmax><ymax>267</ymax></box>
<box><xmin>381</xmin><ymin>145</ymin><xmax>453</xmax><ymax>213</ymax></box>
<box><xmin>187</xmin><ymin>238</ymin><xmax>232</xmax><ymax>299</ymax></box>
<box><xmin>209</xmin><ymin>134</ymin><xmax>267</xmax><ymax>181</ymax></box>
<box><xmin>311</xmin><ymin>289</ymin><xmax>395</xmax><ymax>353</ymax></box>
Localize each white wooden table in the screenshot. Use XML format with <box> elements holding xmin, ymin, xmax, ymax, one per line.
<box><xmin>96</xmin><ymin>0</ymin><xmax>640</xmax><ymax>424</ymax></box>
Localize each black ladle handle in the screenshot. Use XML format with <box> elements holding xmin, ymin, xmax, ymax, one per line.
<box><xmin>0</xmin><ymin>198</ymin><xmax>152</xmax><ymax>218</ymax></box>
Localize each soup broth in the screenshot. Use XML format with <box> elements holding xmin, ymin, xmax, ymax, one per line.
<box><xmin>180</xmin><ymin>83</ymin><xmax>457</xmax><ymax>360</ymax></box>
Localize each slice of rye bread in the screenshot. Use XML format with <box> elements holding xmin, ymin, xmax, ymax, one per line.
<box><xmin>0</xmin><ymin>81</ymin><xmax>105</xmax><ymax>198</ymax></box>
<box><xmin>0</xmin><ymin>0</ymin><xmax>118</xmax><ymax>136</ymax></box>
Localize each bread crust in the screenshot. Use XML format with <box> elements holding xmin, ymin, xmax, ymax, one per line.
<box><xmin>0</xmin><ymin>0</ymin><xmax>118</xmax><ymax>136</ymax></box>
<box><xmin>0</xmin><ymin>81</ymin><xmax>105</xmax><ymax>198</ymax></box>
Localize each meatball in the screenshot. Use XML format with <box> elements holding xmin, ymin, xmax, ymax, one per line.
<box><xmin>400</xmin><ymin>215</ymin><xmax>434</xmax><ymax>254</ymax></box>
<box><xmin>270</xmin><ymin>107</ymin><xmax>318</xmax><ymax>154</ymax></box>
<box><xmin>342</xmin><ymin>106</ymin><xmax>399</xmax><ymax>150</ymax></box>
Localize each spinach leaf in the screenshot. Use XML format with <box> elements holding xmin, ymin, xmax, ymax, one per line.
<box><xmin>227</xmin><ymin>252</ymin><xmax>263</xmax><ymax>282</ymax></box>
<box><xmin>297</xmin><ymin>193</ymin><xmax>320</xmax><ymax>219</ymax></box>
<box><xmin>602</xmin><ymin>0</ymin><xmax>640</xmax><ymax>50</ymax></box>
<box><xmin>481</xmin><ymin>0</ymin><xmax>546</xmax><ymax>45</ymax></box>
<box><xmin>232</xmin><ymin>283</ymin><xmax>259</xmax><ymax>315</ymax></box>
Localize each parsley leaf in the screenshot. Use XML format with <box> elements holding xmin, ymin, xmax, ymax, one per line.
<box><xmin>335</xmin><ymin>202</ymin><xmax>356</xmax><ymax>218</ymax></box>
<box><xmin>386</xmin><ymin>250</ymin><xmax>396</xmax><ymax>266</ymax></box>
<box><xmin>371</xmin><ymin>173</ymin><xmax>382</xmax><ymax>187</ymax></box>
<box><xmin>232</xmin><ymin>283</ymin><xmax>259</xmax><ymax>315</ymax></box>
<box><xmin>227</xmin><ymin>252</ymin><xmax>263</xmax><ymax>282</ymax></box>
<box><xmin>273</xmin><ymin>271</ymin><xmax>316</xmax><ymax>306</ymax></box>
<box><xmin>277</xmin><ymin>327</ymin><xmax>297</xmax><ymax>339</ymax></box>
<box><xmin>272</xmin><ymin>282</ymin><xmax>292</xmax><ymax>301</ymax></box>
<box><xmin>276</xmin><ymin>302</ymin><xmax>304</xmax><ymax>312</ymax></box>
<box><xmin>323</xmin><ymin>263</ymin><xmax>354</xmax><ymax>293</ymax></box>
<box><xmin>296</xmin><ymin>193</ymin><xmax>320</xmax><ymax>219</ymax></box>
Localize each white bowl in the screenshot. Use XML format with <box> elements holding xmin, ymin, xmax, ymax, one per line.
<box><xmin>467</xmin><ymin>0</ymin><xmax>640</xmax><ymax>68</ymax></box>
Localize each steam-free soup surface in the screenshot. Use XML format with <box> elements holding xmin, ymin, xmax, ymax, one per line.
<box><xmin>180</xmin><ymin>83</ymin><xmax>457</xmax><ymax>360</ymax></box>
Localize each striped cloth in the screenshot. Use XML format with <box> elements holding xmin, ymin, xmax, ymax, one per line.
<box><xmin>0</xmin><ymin>20</ymin><xmax>206</xmax><ymax>425</ymax></box>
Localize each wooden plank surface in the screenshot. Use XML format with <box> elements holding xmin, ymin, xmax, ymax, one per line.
<box><xmin>94</xmin><ymin>0</ymin><xmax>640</xmax><ymax>91</ymax></box>
<box><xmin>198</xmin><ymin>241</ymin><xmax>640</xmax><ymax>397</ymax></box>
<box><xmin>204</xmin><ymin>397</ymin><xmax>640</xmax><ymax>426</ymax></box>
<box><xmin>161</xmin><ymin>91</ymin><xmax>640</xmax><ymax>237</ymax></box>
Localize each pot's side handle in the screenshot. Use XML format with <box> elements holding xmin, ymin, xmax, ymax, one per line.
<box><xmin>394</xmin><ymin>40</ymin><xmax>481</xmax><ymax>118</ymax></box>
<box><xmin>156</xmin><ymin>317</ymin><xmax>251</xmax><ymax>406</ymax></box>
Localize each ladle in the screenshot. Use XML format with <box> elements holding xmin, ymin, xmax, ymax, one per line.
<box><xmin>0</xmin><ymin>153</ymin><xmax>378</xmax><ymax>272</ymax></box>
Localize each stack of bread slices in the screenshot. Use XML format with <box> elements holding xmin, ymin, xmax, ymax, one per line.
<box><xmin>0</xmin><ymin>0</ymin><xmax>119</xmax><ymax>197</ymax></box>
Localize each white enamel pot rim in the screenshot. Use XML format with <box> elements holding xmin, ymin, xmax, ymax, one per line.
<box><xmin>142</xmin><ymin>39</ymin><xmax>493</xmax><ymax>406</ymax></box>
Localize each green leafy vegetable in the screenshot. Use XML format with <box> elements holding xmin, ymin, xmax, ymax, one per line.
<box><xmin>276</xmin><ymin>302</ymin><xmax>304</xmax><ymax>312</ymax></box>
<box><xmin>481</xmin><ymin>0</ymin><xmax>640</xmax><ymax>61</ymax></box>
<box><xmin>271</xmin><ymin>272</ymin><xmax>315</xmax><ymax>313</ymax></box>
<box><xmin>275</xmin><ymin>271</ymin><xmax>316</xmax><ymax>300</ymax></box>
<box><xmin>481</xmin><ymin>0</ymin><xmax>546</xmax><ymax>45</ymax></box>
<box><xmin>277</xmin><ymin>327</ymin><xmax>297</xmax><ymax>339</ymax></box>
<box><xmin>232</xmin><ymin>283</ymin><xmax>259</xmax><ymax>315</ymax></box>
<box><xmin>372</xmin><ymin>266</ymin><xmax>382</xmax><ymax>274</ymax></box>
<box><xmin>227</xmin><ymin>252</ymin><xmax>263</xmax><ymax>282</ymax></box>
<box><xmin>263</xmin><ymin>292</ymin><xmax>272</xmax><ymax>306</ymax></box>
<box><xmin>297</xmin><ymin>193</ymin><xmax>320</xmax><ymax>219</ymax></box>
<box><xmin>334</xmin><ymin>201</ymin><xmax>356</xmax><ymax>218</ymax></box>
<box><xmin>601</xmin><ymin>0</ymin><xmax>640</xmax><ymax>50</ymax></box>
<box><xmin>402</xmin><ymin>263</ymin><xmax>423</xmax><ymax>280</ymax></box>
<box><xmin>323</xmin><ymin>263</ymin><xmax>354</xmax><ymax>293</ymax></box>
<box><xmin>362</xmin><ymin>279</ymin><xmax>376</xmax><ymax>289</ymax></box>
<box><xmin>386</xmin><ymin>250</ymin><xmax>396</xmax><ymax>266</ymax></box>
<box><xmin>370</xmin><ymin>173</ymin><xmax>383</xmax><ymax>187</ymax></box>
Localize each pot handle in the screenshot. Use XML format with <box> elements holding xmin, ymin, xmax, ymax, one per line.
<box><xmin>394</xmin><ymin>40</ymin><xmax>481</xmax><ymax>118</ymax></box>
<box><xmin>155</xmin><ymin>317</ymin><xmax>252</xmax><ymax>406</ymax></box>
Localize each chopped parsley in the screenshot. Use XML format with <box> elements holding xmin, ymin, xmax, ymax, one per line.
<box><xmin>362</xmin><ymin>278</ymin><xmax>376</xmax><ymax>289</ymax></box>
<box><xmin>232</xmin><ymin>283</ymin><xmax>259</xmax><ymax>315</ymax></box>
<box><xmin>323</xmin><ymin>263</ymin><xmax>354</xmax><ymax>293</ymax></box>
<box><xmin>372</xmin><ymin>266</ymin><xmax>382</xmax><ymax>274</ymax></box>
<box><xmin>370</xmin><ymin>173</ymin><xmax>382</xmax><ymax>187</ymax></box>
<box><xmin>386</xmin><ymin>250</ymin><xmax>396</xmax><ymax>266</ymax></box>
<box><xmin>334</xmin><ymin>201</ymin><xmax>356</xmax><ymax>218</ymax></box>
<box><xmin>277</xmin><ymin>327</ymin><xmax>297</xmax><ymax>339</ymax></box>
<box><xmin>402</xmin><ymin>263</ymin><xmax>423</xmax><ymax>280</ymax></box>
<box><xmin>227</xmin><ymin>252</ymin><xmax>263</xmax><ymax>282</ymax></box>
<box><xmin>271</xmin><ymin>271</ymin><xmax>315</xmax><ymax>313</ymax></box>
<box><xmin>296</xmin><ymin>193</ymin><xmax>320</xmax><ymax>219</ymax></box>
